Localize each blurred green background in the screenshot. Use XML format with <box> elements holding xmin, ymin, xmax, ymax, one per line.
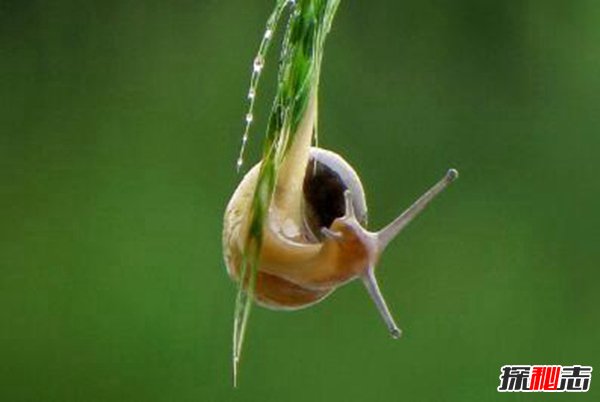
<box><xmin>1</xmin><ymin>1</ymin><xmax>599</xmax><ymax>401</ymax></box>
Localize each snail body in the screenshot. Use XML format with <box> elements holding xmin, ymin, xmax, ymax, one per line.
<box><xmin>223</xmin><ymin>94</ymin><xmax>458</xmax><ymax>336</ymax></box>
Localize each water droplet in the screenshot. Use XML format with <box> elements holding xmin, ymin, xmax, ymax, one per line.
<box><xmin>245</xmin><ymin>113</ymin><xmax>253</xmax><ymax>123</ymax></box>
<box><xmin>242</xmin><ymin>134</ymin><xmax>248</xmax><ymax>144</ymax></box>
<box><xmin>264</xmin><ymin>29</ymin><xmax>273</xmax><ymax>39</ymax></box>
<box><xmin>248</xmin><ymin>89</ymin><xmax>255</xmax><ymax>100</ymax></box>
<box><xmin>236</xmin><ymin>158</ymin><xmax>243</xmax><ymax>169</ymax></box>
<box><xmin>253</xmin><ymin>56</ymin><xmax>264</xmax><ymax>72</ymax></box>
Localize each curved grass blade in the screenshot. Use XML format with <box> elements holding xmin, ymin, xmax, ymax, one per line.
<box><xmin>232</xmin><ymin>0</ymin><xmax>342</xmax><ymax>387</ymax></box>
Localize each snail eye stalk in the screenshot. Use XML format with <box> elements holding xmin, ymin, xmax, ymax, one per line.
<box><xmin>376</xmin><ymin>169</ymin><xmax>459</xmax><ymax>250</ymax></box>
<box><xmin>360</xmin><ymin>169</ymin><xmax>459</xmax><ymax>338</ymax></box>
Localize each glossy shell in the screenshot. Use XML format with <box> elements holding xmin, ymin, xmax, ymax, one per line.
<box><xmin>222</xmin><ymin>147</ymin><xmax>368</xmax><ymax>310</ymax></box>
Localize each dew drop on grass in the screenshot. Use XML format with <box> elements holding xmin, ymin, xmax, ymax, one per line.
<box><xmin>236</xmin><ymin>0</ymin><xmax>291</xmax><ymax>172</ymax></box>
<box><xmin>253</xmin><ymin>56</ymin><xmax>264</xmax><ymax>73</ymax></box>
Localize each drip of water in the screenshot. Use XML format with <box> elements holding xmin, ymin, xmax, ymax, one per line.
<box><xmin>252</xmin><ymin>56</ymin><xmax>264</xmax><ymax>73</ymax></box>
<box><xmin>235</xmin><ymin>0</ymin><xmax>292</xmax><ymax>172</ymax></box>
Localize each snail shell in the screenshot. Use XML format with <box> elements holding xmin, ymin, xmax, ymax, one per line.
<box><xmin>223</xmin><ymin>147</ymin><xmax>368</xmax><ymax>310</ymax></box>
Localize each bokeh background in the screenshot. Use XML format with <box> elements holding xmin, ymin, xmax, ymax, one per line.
<box><xmin>1</xmin><ymin>1</ymin><xmax>599</xmax><ymax>401</ymax></box>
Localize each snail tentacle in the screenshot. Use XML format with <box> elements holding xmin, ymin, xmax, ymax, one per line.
<box><xmin>376</xmin><ymin>168</ymin><xmax>459</xmax><ymax>250</ymax></box>
<box><xmin>342</xmin><ymin>189</ymin><xmax>356</xmax><ymax>219</ymax></box>
<box><xmin>321</xmin><ymin>227</ymin><xmax>343</xmax><ymax>241</ymax></box>
<box><xmin>362</xmin><ymin>267</ymin><xmax>402</xmax><ymax>339</ymax></box>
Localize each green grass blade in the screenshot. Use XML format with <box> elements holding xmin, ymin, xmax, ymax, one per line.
<box><xmin>232</xmin><ymin>0</ymin><xmax>341</xmax><ymax>387</ymax></box>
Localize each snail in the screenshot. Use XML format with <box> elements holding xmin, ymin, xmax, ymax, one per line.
<box><xmin>223</xmin><ymin>92</ymin><xmax>458</xmax><ymax>338</ymax></box>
